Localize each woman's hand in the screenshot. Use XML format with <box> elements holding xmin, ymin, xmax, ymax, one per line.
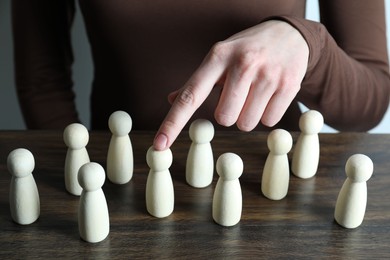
<box><xmin>154</xmin><ymin>20</ymin><xmax>309</xmax><ymax>150</ymax></box>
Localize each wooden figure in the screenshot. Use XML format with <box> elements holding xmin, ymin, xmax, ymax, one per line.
<box><xmin>292</xmin><ymin>110</ymin><xmax>324</xmax><ymax>179</ymax></box>
<box><xmin>261</xmin><ymin>129</ymin><xmax>293</xmax><ymax>200</ymax></box>
<box><xmin>186</xmin><ymin>119</ymin><xmax>214</xmax><ymax>188</ymax></box>
<box><xmin>212</xmin><ymin>152</ymin><xmax>243</xmax><ymax>227</ymax></box>
<box><xmin>145</xmin><ymin>146</ymin><xmax>174</xmax><ymax>218</ymax></box>
<box><xmin>334</xmin><ymin>154</ymin><xmax>373</xmax><ymax>229</ymax></box>
<box><xmin>8</xmin><ymin>148</ymin><xmax>40</xmax><ymax>225</ymax></box>
<box><xmin>107</xmin><ymin>110</ymin><xmax>134</xmax><ymax>184</ymax></box>
<box><xmin>78</xmin><ymin>162</ymin><xmax>110</xmax><ymax>243</ymax></box>
<box><xmin>64</xmin><ymin>123</ymin><xmax>90</xmax><ymax>195</ymax></box>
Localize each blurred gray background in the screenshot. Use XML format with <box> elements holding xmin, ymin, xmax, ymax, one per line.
<box><xmin>1</xmin><ymin>0</ymin><xmax>389</xmax><ymax>132</ymax></box>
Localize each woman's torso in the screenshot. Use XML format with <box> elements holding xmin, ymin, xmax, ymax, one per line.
<box><xmin>78</xmin><ymin>0</ymin><xmax>306</xmax><ymax>130</ymax></box>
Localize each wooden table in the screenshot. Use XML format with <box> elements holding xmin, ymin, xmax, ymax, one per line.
<box><xmin>0</xmin><ymin>131</ymin><xmax>389</xmax><ymax>259</ymax></box>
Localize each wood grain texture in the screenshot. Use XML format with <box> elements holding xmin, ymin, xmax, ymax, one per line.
<box><xmin>0</xmin><ymin>131</ymin><xmax>389</xmax><ymax>259</ymax></box>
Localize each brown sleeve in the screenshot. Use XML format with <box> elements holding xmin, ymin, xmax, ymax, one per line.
<box><xmin>276</xmin><ymin>0</ymin><xmax>390</xmax><ymax>131</ymax></box>
<box><xmin>12</xmin><ymin>0</ymin><xmax>80</xmax><ymax>129</ymax></box>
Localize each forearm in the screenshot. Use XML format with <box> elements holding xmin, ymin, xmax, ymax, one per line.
<box><xmin>277</xmin><ymin>14</ymin><xmax>390</xmax><ymax>131</ymax></box>
<box><xmin>12</xmin><ymin>0</ymin><xmax>80</xmax><ymax>129</ymax></box>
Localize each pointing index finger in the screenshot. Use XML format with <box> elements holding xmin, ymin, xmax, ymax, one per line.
<box><xmin>153</xmin><ymin>55</ymin><xmax>226</xmax><ymax>150</ymax></box>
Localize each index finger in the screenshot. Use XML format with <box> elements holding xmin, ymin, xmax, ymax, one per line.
<box><xmin>153</xmin><ymin>54</ymin><xmax>226</xmax><ymax>151</ymax></box>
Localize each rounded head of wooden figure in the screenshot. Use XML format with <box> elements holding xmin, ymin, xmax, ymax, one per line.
<box><xmin>267</xmin><ymin>129</ymin><xmax>293</xmax><ymax>155</ymax></box>
<box><xmin>7</xmin><ymin>148</ymin><xmax>35</xmax><ymax>178</ymax></box>
<box><xmin>78</xmin><ymin>162</ymin><xmax>106</xmax><ymax>191</ymax></box>
<box><xmin>146</xmin><ymin>146</ymin><xmax>173</xmax><ymax>172</ymax></box>
<box><xmin>189</xmin><ymin>119</ymin><xmax>214</xmax><ymax>143</ymax></box>
<box><xmin>108</xmin><ymin>110</ymin><xmax>132</xmax><ymax>136</ymax></box>
<box><xmin>299</xmin><ymin>110</ymin><xmax>324</xmax><ymax>134</ymax></box>
<box><xmin>63</xmin><ymin>123</ymin><xmax>89</xmax><ymax>149</ymax></box>
<box><xmin>345</xmin><ymin>154</ymin><xmax>373</xmax><ymax>182</ymax></box>
<box><xmin>216</xmin><ymin>152</ymin><xmax>243</xmax><ymax>181</ymax></box>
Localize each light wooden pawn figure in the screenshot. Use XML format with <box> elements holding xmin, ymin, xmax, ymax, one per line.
<box><xmin>292</xmin><ymin>110</ymin><xmax>324</xmax><ymax>179</ymax></box>
<box><xmin>107</xmin><ymin>110</ymin><xmax>133</xmax><ymax>184</ymax></box>
<box><xmin>7</xmin><ymin>148</ymin><xmax>40</xmax><ymax>225</ymax></box>
<box><xmin>145</xmin><ymin>146</ymin><xmax>174</xmax><ymax>218</ymax></box>
<box><xmin>334</xmin><ymin>154</ymin><xmax>373</xmax><ymax>229</ymax></box>
<box><xmin>186</xmin><ymin>119</ymin><xmax>214</xmax><ymax>188</ymax></box>
<box><xmin>261</xmin><ymin>129</ymin><xmax>293</xmax><ymax>200</ymax></box>
<box><xmin>212</xmin><ymin>152</ymin><xmax>243</xmax><ymax>227</ymax></box>
<box><xmin>64</xmin><ymin>123</ymin><xmax>90</xmax><ymax>195</ymax></box>
<box><xmin>78</xmin><ymin>162</ymin><xmax>110</xmax><ymax>243</ymax></box>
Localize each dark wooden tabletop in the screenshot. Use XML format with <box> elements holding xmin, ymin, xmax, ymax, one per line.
<box><xmin>0</xmin><ymin>130</ymin><xmax>389</xmax><ymax>259</ymax></box>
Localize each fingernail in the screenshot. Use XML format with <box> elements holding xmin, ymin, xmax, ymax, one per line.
<box><xmin>154</xmin><ymin>133</ymin><xmax>168</xmax><ymax>150</ymax></box>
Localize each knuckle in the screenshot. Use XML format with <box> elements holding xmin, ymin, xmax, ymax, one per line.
<box><xmin>234</xmin><ymin>49</ymin><xmax>261</xmax><ymax>81</ymax></box>
<box><xmin>258</xmin><ymin>68</ymin><xmax>273</xmax><ymax>87</ymax></box>
<box><xmin>279</xmin><ymin>84</ymin><xmax>293</xmax><ymax>96</ymax></box>
<box><xmin>176</xmin><ymin>87</ymin><xmax>196</xmax><ymax>107</ymax></box>
<box><xmin>208</xmin><ymin>41</ymin><xmax>231</xmax><ymax>63</ymax></box>
<box><xmin>277</xmin><ymin>73</ymin><xmax>301</xmax><ymax>95</ymax></box>
<box><xmin>163</xmin><ymin>118</ymin><xmax>180</xmax><ymax>131</ymax></box>
<box><xmin>237</xmin><ymin>49</ymin><xmax>257</xmax><ymax>68</ymax></box>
